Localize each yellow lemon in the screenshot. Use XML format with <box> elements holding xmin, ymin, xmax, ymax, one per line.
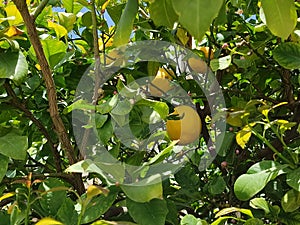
<box><xmin>149</xmin><ymin>67</ymin><xmax>174</xmax><ymax>97</ymax></box>
<box><xmin>166</xmin><ymin>105</ymin><xmax>202</xmax><ymax>145</ymax></box>
<box><xmin>188</xmin><ymin>57</ymin><xmax>208</xmax><ymax>74</ymax></box>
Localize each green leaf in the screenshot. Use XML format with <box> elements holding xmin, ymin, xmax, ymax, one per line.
<box><xmin>127</xmin><ymin>198</ymin><xmax>168</xmax><ymax>225</ymax></box>
<box><xmin>62</xmin><ymin>0</ymin><xmax>74</xmax><ymax>12</ymax></box>
<box><xmin>281</xmin><ymin>189</ymin><xmax>300</xmax><ymax>212</ymax></box>
<box><xmin>106</xmin><ymin>4</ymin><xmax>126</xmax><ymax>24</ymax></box>
<box><xmin>57</xmin><ymin>198</ymin><xmax>78</xmax><ymax>225</ymax></box>
<box><xmin>210</xmin><ymin>55</ymin><xmax>231</xmax><ymax>71</ymax></box>
<box><xmin>261</xmin><ymin>0</ymin><xmax>297</xmax><ymax>39</ymax></box>
<box><xmin>82</xmin><ymin>186</ymin><xmax>119</xmax><ymax>224</ymax></box>
<box><xmin>207</xmin><ymin>176</ymin><xmax>226</xmax><ymax>195</ymax></box>
<box><xmin>0</xmin><ymin>154</ymin><xmax>8</xmax><ymax>183</ymax></box>
<box><xmin>38</xmin><ymin>178</ymin><xmax>67</xmax><ymax>216</ymax></box>
<box><xmin>113</xmin><ymin>0</ymin><xmax>138</xmax><ymax>46</ymax></box>
<box><xmin>149</xmin><ymin>0</ymin><xmax>178</xmax><ymax>28</ymax></box>
<box><xmin>48</xmin><ymin>20</ymin><xmax>68</xmax><ymax>39</ymax></box>
<box><xmin>136</xmin><ymin>99</ymin><xmax>169</xmax><ymax>120</ymax></box>
<box><xmin>121</xmin><ymin>174</ymin><xmax>163</xmax><ymax>203</ymax></box>
<box><xmin>234</xmin><ymin>161</ymin><xmax>288</xmax><ymax>201</ymax></box>
<box><xmin>249</xmin><ymin>198</ymin><xmax>270</xmax><ymax>214</ymax></box>
<box><xmin>180</xmin><ymin>214</ymin><xmax>208</xmax><ymax>225</ymax></box>
<box><xmin>172</xmin><ymin>0</ymin><xmax>224</xmax><ymax>40</ymax></box>
<box><xmin>58</xmin><ymin>12</ymin><xmax>76</xmax><ymax>32</ymax></box>
<box><xmin>98</xmin><ymin>119</ymin><xmax>113</xmax><ymax>145</ymax></box>
<box><xmin>0</xmin><ymin>132</ymin><xmax>27</xmax><ymax>160</ymax></box>
<box><xmin>273</xmin><ymin>43</ymin><xmax>300</xmax><ymax>69</ymax></box>
<box><xmin>244</xmin><ymin>218</ymin><xmax>264</xmax><ymax>225</ymax></box>
<box><xmin>33</xmin><ymin>39</ymin><xmax>67</xmax><ymax>69</ymax></box>
<box><xmin>287</xmin><ymin>167</ymin><xmax>300</xmax><ymax>191</ymax></box>
<box><xmin>0</xmin><ymin>51</ymin><xmax>28</xmax><ymax>83</ymax></box>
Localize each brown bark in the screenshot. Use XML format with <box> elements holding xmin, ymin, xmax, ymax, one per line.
<box><xmin>13</xmin><ymin>0</ymin><xmax>84</xmax><ymax>194</ymax></box>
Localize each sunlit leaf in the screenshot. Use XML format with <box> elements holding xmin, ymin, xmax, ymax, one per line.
<box><xmin>149</xmin><ymin>0</ymin><xmax>178</xmax><ymax>28</ymax></box>
<box><xmin>48</xmin><ymin>20</ymin><xmax>68</xmax><ymax>39</ymax></box>
<box><xmin>113</xmin><ymin>0</ymin><xmax>138</xmax><ymax>46</ymax></box>
<box><xmin>172</xmin><ymin>0</ymin><xmax>224</xmax><ymax>40</ymax></box>
<box><xmin>35</xmin><ymin>217</ymin><xmax>63</xmax><ymax>225</ymax></box>
<box><xmin>236</xmin><ymin>125</ymin><xmax>252</xmax><ymax>149</ymax></box>
<box><xmin>261</xmin><ymin>0</ymin><xmax>297</xmax><ymax>39</ymax></box>
<box><xmin>5</xmin><ymin>4</ymin><xmax>23</xmax><ymax>25</ymax></box>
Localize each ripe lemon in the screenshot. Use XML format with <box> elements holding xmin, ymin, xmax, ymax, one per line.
<box><xmin>188</xmin><ymin>57</ymin><xmax>208</xmax><ymax>74</ymax></box>
<box><xmin>199</xmin><ymin>46</ymin><xmax>214</xmax><ymax>60</ymax></box>
<box><xmin>149</xmin><ymin>67</ymin><xmax>174</xmax><ymax>97</ymax></box>
<box><xmin>166</xmin><ymin>105</ymin><xmax>202</xmax><ymax>145</ymax></box>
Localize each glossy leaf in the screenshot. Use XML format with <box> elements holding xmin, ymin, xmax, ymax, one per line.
<box><xmin>127</xmin><ymin>198</ymin><xmax>168</xmax><ymax>225</ymax></box>
<box><xmin>0</xmin><ymin>51</ymin><xmax>28</xmax><ymax>83</ymax></box>
<box><xmin>172</xmin><ymin>0</ymin><xmax>224</xmax><ymax>40</ymax></box>
<box><xmin>249</xmin><ymin>198</ymin><xmax>270</xmax><ymax>214</ymax></box>
<box><xmin>261</xmin><ymin>0</ymin><xmax>297</xmax><ymax>39</ymax></box>
<box><xmin>0</xmin><ymin>132</ymin><xmax>27</xmax><ymax>160</ymax></box>
<box><xmin>234</xmin><ymin>161</ymin><xmax>288</xmax><ymax>201</ymax></box>
<box><xmin>149</xmin><ymin>0</ymin><xmax>178</xmax><ymax>28</ymax></box>
<box><xmin>273</xmin><ymin>43</ymin><xmax>300</xmax><ymax>69</ymax></box>
<box><xmin>113</xmin><ymin>0</ymin><xmax>138</xmax><ymax>46</ymax></box>
<box><xmin>120</xmin><ymin>174</ymin><xmax>163</xmax><ymax>203</ymax></box>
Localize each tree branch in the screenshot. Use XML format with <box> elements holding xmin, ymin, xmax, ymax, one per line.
<box><xmin>4</xmin><ymin>80</ymin><xmax>62</xmax><ymax>172</ymax></box>
<box><xmin>12</xmin><ymin>0</ymin><xmax>84</xmax><ymax>194</ymax></box>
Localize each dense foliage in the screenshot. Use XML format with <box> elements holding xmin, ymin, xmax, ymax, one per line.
<box><xmin>0</xmin><ymin>0</ymin><xmax>300</xmax><ymax>224</ymax></box>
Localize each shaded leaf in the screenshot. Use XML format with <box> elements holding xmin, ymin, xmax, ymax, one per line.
<box><xmin>0</xmin><ymin>132</ymin><xmax>27</xmax><ymax>160</ymax></box>
<box><xmin>273</xmin><ymin>42</ymin><xmax>300</xmax><ymax>69</ymax></box>
<box><xmin>281</xmin><ymin>189</ymin><xmax>300</xmax><ymax>212</ymax></box>
<box><xmin>0</xmin><ymin>51</ymin><xmax>28</xmax><ymax>83</ymax></box>
<box><xmin>127</xmin><ymin>198</ymin><xmax>168</xmax><ymax>225</ymax></box>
